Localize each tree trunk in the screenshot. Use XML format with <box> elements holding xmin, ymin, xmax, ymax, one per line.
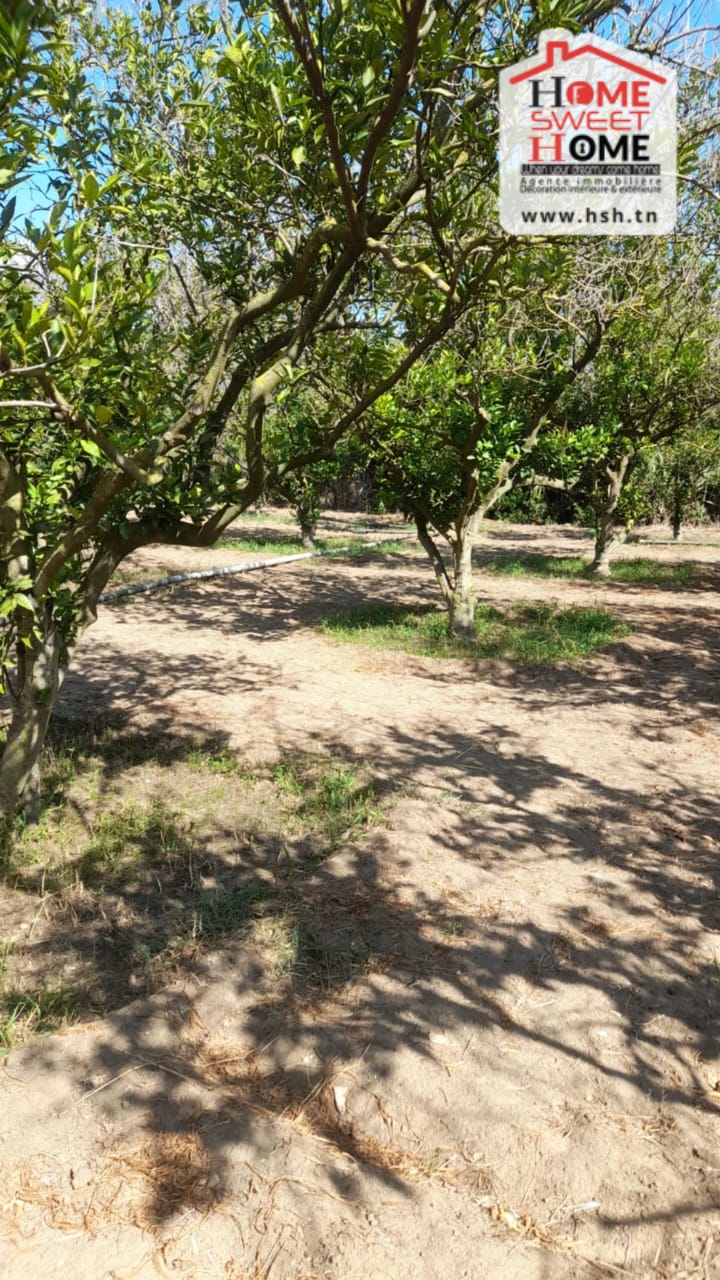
<box><xmin>671</xmin><ymin>464</ymin><xmax>683</xmax><ymax>541</ymax></box>
<box><xmin>450</xmin><ymin>519</ymin><xmax>477</xmax><ymax>639</ymax></box>
<box><xmin>298</xmin><ymin>510</ymin><xmax>317</xmax><ymax>551</ymax></box>
<box><xmin>415</xmin><ymin>514</ymin><xmax>453</xmax><ymax>611</ymax></box>
<box><xmin>0</xmin><ymin>614</ymin><xmax>67</xmax><ymax>822</ymax></box>
<box><xmin>592</xmin><ymin>514</ymin><xmax>624</xmax><ymax>577</ymax></box>
<box><xmin>415</xmin><ymin>513</ymin><xmax>478</xmax><ymax>638</ymax></box>
<box><xmin>592</xmin><ymin>456</ymin><xmax>631</xmax><ymax>578</ymax></box>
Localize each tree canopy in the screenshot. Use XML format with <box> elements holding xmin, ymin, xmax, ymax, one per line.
<box><xmin>1</xmin><ymin>0</ymin><xmax>718</xmax><ymax>816</ymax></box>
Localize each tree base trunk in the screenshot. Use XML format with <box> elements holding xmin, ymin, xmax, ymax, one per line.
<box><xmin>592</xmin><ymin>527</ymin><xmax>625</xmax><ymax>577</ymax></box>
<box><xmin>450</xmin><ymin>519</ymin><xmax>478</xmax><ymax>639</ymax></box>
<box><xmin>297</xmin><ymin>507</ymin><xmax>317</xmax><ymax>552</ymax></box>
<box><xmin>592</xmin><ymin>456</ymin><xmax>632</xmax><ymax>580</ymax></box>
<box><xmin>450</xmin><ymin>591</ymin><xmax>476</xmax><ymax>640</ymax></box>
<box><xmin>0</xmin><ymin>619</ymin><xmax>66</xmax><ymax>822</ymax></box>
<box><xmin>591</xmin><ymin>554</ymin><xmax>613</xmax><ymax>578</ymax></box>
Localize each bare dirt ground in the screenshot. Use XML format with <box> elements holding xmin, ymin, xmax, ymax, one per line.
<box><xmin>1</xmin><ymin>515</ymin><xmax>720</xmax><ymax>1280</ymax></box>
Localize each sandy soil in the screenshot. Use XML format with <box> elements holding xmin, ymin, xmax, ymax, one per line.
<box><xmin>1</xmin><ymin>518</ymin><xmax>719</xmax><ymax>1280</ymax></box>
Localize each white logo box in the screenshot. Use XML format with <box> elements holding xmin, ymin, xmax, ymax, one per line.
<box><xmin>499</xmin><ymin>29</ymin><xmax>677</xmax><ymax>236</ymax></box>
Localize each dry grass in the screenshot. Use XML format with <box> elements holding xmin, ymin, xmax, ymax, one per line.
<box><xmin>572</xmin><ymin>909</ymin><xmax>668</xmax><ymax>944</ymax></box>
<box><xmin>107</xmin><ymin>1131</ymin><xmax>218</xmax><ymax>1227</ymax></box>
<box><xmin>5</xmin><ymin>1131</ymin><xmax>217</xmax><ymax>1236</ymax></box>
<box><xmin>193</xmin><ymin>1037</ymin><xmax>485</xmax><ymax>1188</ymax></box>
<box><xmin>489</xmin><ymin>1200</ymin><xmax>579</xmax><ymax>1250</ymax></box>
<box><xmin>2</xmin><ymin>1025</ymin><xmax>487</xmax><ymax>1251</ymax></box>
<box><xmin>484</xmin><ymin>1199</ymin><xmax>636</xmax><ymax>1275</ymax></box>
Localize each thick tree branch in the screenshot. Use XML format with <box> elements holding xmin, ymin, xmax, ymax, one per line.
<box><xmin>356</xmin><ymin>0</ymin><xmax>435</xmax><ymax>221</ymax></box>
<box><xmin>479</xmin><ymin>313</ymin><xmax>606</xmax><ymax>517</ymax></box>
<box><xmin>0</xmin><ymin>398</ymin><xmax>55</xmax><ymax>410</ymax></box>
<box><xmin>366</xmin><ymin>237</ymin><xmax>458</xmax><ymax>300</ymax></box>
<box><xmin>0</xmin><ymin>448</ymin><xmax>30</xmax><ymax>588</ymax></box>
<box><xmin>416</xmin><ymin>512</ymin><xmax>453</xmax><ymax>604</ymax></box>
<box><xmin>273</xmin><ymin>0</ymin><xmax>361</xmax><ymax>242</ymax></box>
<box><xmin>518</xmin><ymin>473</ymin><xmax>578</xmax><ymax>491</ymax></box>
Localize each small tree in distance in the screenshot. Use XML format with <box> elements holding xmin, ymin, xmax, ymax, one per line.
<box><xmin>364</xmin><ymin>245</ymin><xmax>622</xmax><ymax>635</ymax></box>
<box><xmin>529</xmin><ymin>253</ymin><xmax>720</xmax><ymax>574</ymax></box>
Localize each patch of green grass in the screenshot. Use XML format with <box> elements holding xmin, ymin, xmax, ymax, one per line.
<box><xmin>271</xmin><ymin>759</ymin><xmax>305</xmax><ymax>795</ymax></box>
<box><xmin>304</xmin><ymin>763</ymin><xmax>380</xmax><ymax>841</ymax></box>
<box><xmin>186</xmin><ymin>745</ymin><xmax>244</xmax><ymax>776</ymax></box>
<box><xmin>36</xmin><ymin>726</ymin><xmax>250</xmax><ymax>811</ymax></box>
<box><xmin>74</xmin><ymin>801</ymin><xmax>194</xmax><ymax>892</ymax></box>
<box><xmin>216</xmin><ymin>534</ymin><xmax>413</xmax><ymax>557</ymax></box>
<box><xmin>487</xmin><ymin>552</ymin><xmax>698</xmax><ymax>587</ymax></box>
<box><xmin>609</xmin><ymin>558</ymin><xmax>698</xmax><ymax>586</ymax></box>
<box><xmin>488</xmin><ymin>553</ymin><xmax>586</xmax><ymax>579</ymax></box>
<box><xmin>0</xmin><ymin>725</ymin><xmax>390</xmax><ymax>1050</ymax></box>
<box><xmin>272</xmin><ymin>757</ymin><xmax>381</xmax><ymax>844</ymax></box>
<box><xmin>335</xmin><ymin>538</ymin><xmax>413</xmax><ymax>556</ymax></box>
<box><xmin>9</xmin><ymin>793</ymin><xmax>198</xmax><ymax>896</ymax></box>
<box><xmin>371</xmin><ymin>538</ymin><xmax>415</xmax><ymax>553</ymax></box>
<box><xmin>0</xmin><ymin>807</ymin><xmax>64</xmax><ymax>871</ymax></box>
<box><xmin>317</xmin><ymin>536</ymin><xmax>384</xmax><ymax>551</ymax></box>
<box><xmin>215</xmin><ymin>532</ymin><xmax>357</xmax><ymax>553</ymax></box>
<box><xmin>216</xmin><ymin>535</ymin><xmax>306</xmax><ymax>555</ymax></box>
<box><xmin>0</xmin><ymin>981</ymin><xmax>93</xmax><ymax>1056</ymax></box>
<box><xmin>192</xmin><ymin>878</ymin><xmax>271</xmax><ymax>940</ymax></box>
<box><xmin>319</xmin><ymin>600</ymin><xmax>629</xmax><ymax>664</ymax></box>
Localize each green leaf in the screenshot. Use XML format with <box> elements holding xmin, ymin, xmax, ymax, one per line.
<box><xmin>81</xmin><ymin>172</ymin><xmax>100</xmax><ymax>205</ymax></box>
<box><xmin>80</xmin><ymin>438</ymin><xmax>103</xmax><ymax>460</ymax></box>
<box><xmin>291</xmin><ymin>145</ymin><xmax>305</xmax><ymax>168</ymax></box>
<box><xmin>0</xmin><ymin>195</ymin><xmax>16</xmax><ymax>234</ymax></box>
<box><xmin>0</xmin><ymin>592</ymin><xmax>35</xmax><ymax>617</ymax></box>
<box><xmin>96</xmin><ymin>405</ymin><xmax>112</xmax><ymax>425</ymax></box>
<box><xmin>220</xmin><ymin>44</ymin><xmax>245</xmax><ymax>66</ymax></box>
<box><xmin>269</xmin><ymin>82</ymin><xmax>283</xmax><ymax>116</ymax></box>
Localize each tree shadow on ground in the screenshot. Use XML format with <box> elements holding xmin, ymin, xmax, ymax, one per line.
<box><xmin>51</xmin><ymin>557</ymin><xmax>431</xmax><ymax>747</ymax></box>
<box><xmin>473</xmin><ymin>546</ymin><xmax>720</xmax><ymax>592</ymax></box>
<box><xmin>16</xmin><ymin>714</ymin><xmax>720</xmax><ymax>1259</ymax></box>
<box><xmin>365</xmin><ymin>584</ymin><xmax>720</xmax><ymax>731</ymax></box>
<box><xmin>5</xmin><ymin>543</ymin><xmax>720</xmax><ymax>1271</ymax></box>
<box><xmin>470</xmin><ymin>597</ymin><xmax>720</xmax><ymax>733</ymax></box>
<box><xmin>2</xmin><ymin>719</ymin><xmax>392</xmax><ymax>1015</ymax></box>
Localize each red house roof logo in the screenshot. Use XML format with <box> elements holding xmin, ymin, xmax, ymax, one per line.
<box><xmin>509</xmin><ymin>39</ymin><xmax>668</xmax><ymax>85</ymax></box>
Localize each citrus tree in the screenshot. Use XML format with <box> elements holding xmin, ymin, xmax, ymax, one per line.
<box><xmin>2</xmin><ymin>0</ymin><xmax>626</xmax><ymax>818</ymax></box>
<box><xmin>530</xmin><ymin>259</ymin><xmax>720</xmax><ymax>573</ymax></box>
<box><xmin>647</xmin><ymin>426</ymin><xmax>720</xmax><ymax>540</ymax></box>
<box><xmin>365</xmin><ymin>245</ymin><xmax>614</xmax><ymax>636</ymax></box>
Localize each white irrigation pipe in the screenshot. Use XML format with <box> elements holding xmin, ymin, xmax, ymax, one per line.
<box><xmin>99</xmin><ymin>534</ymin><xmax>417</xmax><ymax>604</ymax></box>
